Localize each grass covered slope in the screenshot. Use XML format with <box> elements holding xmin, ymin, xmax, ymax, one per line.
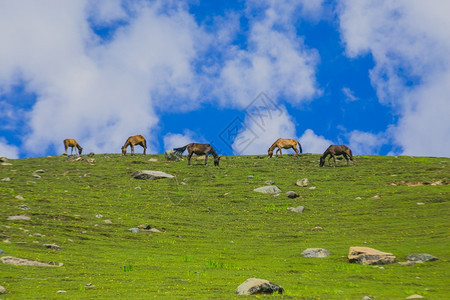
<box><xmin>1</xmin><ymin>154</ymin><xmax>449</xmax><ymax>299</ymax></box>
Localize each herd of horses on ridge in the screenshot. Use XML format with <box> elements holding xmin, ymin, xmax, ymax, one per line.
<box><xmin>63</xmin><ymin>135</ymin><xmax>355</xmax><ymax>168</ymax></box>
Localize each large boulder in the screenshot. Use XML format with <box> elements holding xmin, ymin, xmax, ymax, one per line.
<box><xmin>132</xmin><ymin>170</ymin><xmax>174</xmax><ymax>180</ymax></box>
<box><xmin>253</xmin><ymin>185</ymin><xmax>282</xmax><ymax>194</ymax></box>
<box><xmin>164</xmin><ymin>150</ymin><xmax>182</xmax><ymax>161</ymax></box>
<box><xmin>235</xmin><ymin>278</ymin><xmax>284</xmax><ymax>295</ymax></box>
<box><xmin>348</xmin><ymin>247</ymin><xmax>397</xmax><ymax>265</ymax></box>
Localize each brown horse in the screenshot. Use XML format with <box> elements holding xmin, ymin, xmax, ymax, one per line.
<box><xmin>173</xmin><ymin>143</ymin><xmax>220</xmax><ymax>166</ymax></box>
<box><xmin>268</xmin><ymin>138</ymin><xmax>302</xmax><ymax>158</ymax></box>
<box><xmin>121</xmin><ymin>135</ymin><xmax>147</xmax><ymax>155</ymax></box>
<box><xmin>320</xmin><ymin>145</ymin><xmax>354</xmax><ymax>167</ymax></box>
<box><xmin>64</xmin><ymin>139</ymin><xmax>83</xmax><ymax>155</ymax></box>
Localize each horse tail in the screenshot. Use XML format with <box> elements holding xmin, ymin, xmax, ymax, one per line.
<box><xmin>298</xmin><ymin>140</ymin><xmax>303</xmax><ymax>154</ymax></box>
<box><xmin>173</xmin><ymin>145</ymin><xmax>187</xmax><ymax>155</ymax></box>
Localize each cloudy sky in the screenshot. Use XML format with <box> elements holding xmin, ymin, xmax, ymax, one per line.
<box><xmin>1</xmin><ymin>0</ymin><xmax>449</xmax><ymax>159</ymax></box>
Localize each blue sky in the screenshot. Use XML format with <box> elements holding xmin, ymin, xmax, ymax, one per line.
<box><xmin>1</xmin><ymin>0</ymin><xmax>449</xmax><ymax>159</ymax></box>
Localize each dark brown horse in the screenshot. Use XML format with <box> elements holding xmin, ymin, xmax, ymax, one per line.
<box><xmin>173</xmin><ymin>143</ymin><xmax>220</xmax><ymax>166</ymax></box>
<box><xmin>268</xmin><ymin>138</ymin><xmax>302</xmax><ymax>158</ymax></box>
<box><xmin>121</xmin><ymin>135</ymin><xmax>147</xmax><ymax>155</ymax></box>
<box><xmin>64</xmin><ymin>139</ymin><xmax>83</xmax><ymax>155</ymax></box>
<box><xmin>320</xmin><ymin>145</ymin><xmax>354</xmax><ymax>167</ymax></box>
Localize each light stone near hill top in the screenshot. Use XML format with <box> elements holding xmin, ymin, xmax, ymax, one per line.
<box><xmin>132</xmin><ymin>170</ymin><xmax>174</xmax><ymax>180</ymax></box>
<box><xmin>348</xmin><ymin>247</ymin><xmax>397</xmax><ymax>265</ymax></box>
<box><xmin>253</xmin><ymin>185</ymin><xmax>282</xmax><ymax>194</ymax></box>
<box><xmin>235</xmin><ymin>278</ymin><xmax>284</xmax><ymax>295</ymax></box>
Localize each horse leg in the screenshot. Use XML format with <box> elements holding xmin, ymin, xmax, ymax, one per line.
<box><xmin>343</xmin><ymin>154</ymin><xmax>349</xmax><ymax>165</ymax></box>
<box><xmin>293</xmin><ymin>146</ymin><xmax>299</xmax><ymax>158</ymax></box>
<box><xmin>131</xmin><ymin>145</ymin><xmax>134</xmax><ymax>156</ymax></box>
<box><xmin>333</xmin><ymin>155</ymin><xmax>337</xmax><ymax>167</ymax></box>
<box><xmin>187</xmin><ymin>153</ymin><xmax>193</xmax><ymax>165</ymax></box>
<box><xmin>204</xmin><ymin>155</ymin><xmax>208</xmax><ymax>165</ymax></box>
<box><xmin>278</xmin><ymin>148</ymin><xmax>283</xmax><ymax>157</ymax></box>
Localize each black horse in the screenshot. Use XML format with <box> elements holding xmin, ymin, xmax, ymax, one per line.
<box><xmin>174</xmin><ymin>143</ymin><xmax>220</xmax><ymax>166</ymax></box>
<box><xmin>320</xmin><ymin>145</ymin><xmax>354</xmax><ymax>167</ymax></box>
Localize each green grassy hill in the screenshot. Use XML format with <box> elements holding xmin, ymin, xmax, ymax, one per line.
<box><xmin>1</xmin><ymin>154</ymin><xmax>449</xmax><ymax>299</ymax></box>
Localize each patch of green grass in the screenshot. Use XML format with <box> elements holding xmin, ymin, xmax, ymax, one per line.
<box><xmin>0</xmin><ymin>153</ymin><xmax>449</xmax><ymax>298</ymax></box>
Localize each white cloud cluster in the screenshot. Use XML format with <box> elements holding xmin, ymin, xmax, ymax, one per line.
<box><xmin>298</xmin><ymin>129</ymin><xmax>333</xmax><ymax>154</ymax></box>
<box><xmin>0</xmin><ymin>137</ymin><xmax>19</xmax><ymax>159</ymax></box>
<box><xmin>0</xmin><ymin>0</ymin><xmax>205</xmax><ymax>155</ymax></box>
<box><xmin>215</xmin><ymin>0</ymin><xmax>321</xmax><ymax>108</ymax></box>
<box><xmin>338</xmin><ymin>0</ymin><xmax>450</xmax><ymax>156</ymax></box>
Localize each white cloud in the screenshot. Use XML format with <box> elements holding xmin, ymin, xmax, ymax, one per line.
<box><xmin>342</xmin><ymin>87</ymin><xmax>358</xmax><ymax>102</ymax></box>
<box><xmin>338</xmin><ymin>0</ymin><xmax>450</xmax><ymax>157</ymax></box>
<box><xmin>215</xmin><ymin>1</ymin><xmax>321</xmax><ymax>108</ymax></box>
<box><xmin>0</xmin><ymin>1</ymin><xmax>206</xmax><ymax>156</ymax></box>
<box><xmin>347</xmin><ymin>130</ymin><xmax>387</xmax><ymax>155</ymax></box>
<box><xmin>298</xmin><ymin>129</ymin><xmax>333</xmax><ymax>154</ymax></box>
<box><xmin>0</xmin><ymin>138</ymin><xmax>19</xmax><ymax>159</ymax></box>
<box><xmin>163</xmin><ymin>129</ymin><xmax>206</xmax><ymax>151</ymax></box>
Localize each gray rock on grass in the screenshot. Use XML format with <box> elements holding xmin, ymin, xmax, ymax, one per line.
<box><xmin>287</xmin><ymin>206</ymin><xmax>304</xmax><ymax>213</ymax></box>
<box><xmin>348</xmin><ymin>247</ymin><xmax>397</xmax><ymax>265</ymax></box>
<box><xmin>132</xmin><ymin>170</ymin><xmax>174</xmax><ymax>180</ymax></box>
<box><xmin>296</xmin><ymin>178</ymin><xmax>310</xmax><ymax>187</ymax></box>
<box><xmin>406</xmin><ymin>253</ymin><xmax>438</xmax><ymax>263</ymax></box>
<box><xmin>286</xmin><ymin>191</ymin><xmax>299</xmax><ymax>198</ymax></box>
<box><xmin>164</xmin><ymin>150</ymin><xmax>182</xmax><ymax>161</ymax></box>
<box><xmin>253</xmin><ymin>185</ymin><xmax>282</xmax><ymax>194</ymax></box>
<box><xmin>236</xmin><ymin>278</ymin><xmax>284</xmax><ymax>295</ymax></box>
<box><xmin>302</xmin><ymin>248</ymin><xmax>330</xmax><ymax>258</ymax></box>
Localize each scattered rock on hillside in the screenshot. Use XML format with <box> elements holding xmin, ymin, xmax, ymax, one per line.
<box><xmin>302</xmin><ymin>248</ymin><xmax>330</xmax><ymax>258</ymax></box>
<box><xmin>0</xmin><ymin>285</ymin><xmax>6</xmax><ymax>294</ymax></box>
<box><xmin>15</xmin><ymin>195</ymin><xmax>25</xmax><ymax>200</ymax></box>
<box><xmin>132</xmin><ymin>170</ymin><xmax>174</xmax><ymax>180</ymax></box>
<box><xmin>87</xmin><ymin>152</ymin><xmax>95</xmax><ymax>157</ymax></box>
<box><xmin>406</xmin><ymin>253</ymin><xmax>438</xmax><ymax>263</ymax></box>
<box><xmin>348</xmin><ymin>247</ymin><xmax>397</xmax><ymax>265</ymax></box>
<box><xmin>148</xmin><ymin>158</ymin><xmax>158</xmax><ymax>162</ymax></box>
<box><xmin>34</xmin><ymin>169</ymin><xmax>45</xmax><ymax>174</ymax></box>
<box><xmin>18</xmin><ymin>205</ymin><xmax>29</xmax><ymax>210</ymax></box>
<box><xmin>253</xmin><ymin>185</ymin><xmax>281</xmax><ymax>194</ymax></box>
<box><xmin>0</xmin><ymin>249</ymin><xmax>5</xmax><ymax>254</ymax></box>
<box><xmin>286</xmin><ymin>191</ymin><xmax>299</xmax><ymax>198</ymax></box>
<box><xmin>296</xmin><ymin>178</ymin><xmax>310</xmax><ymax>187</ymax></box>
<box><xmin>128</xmin><ymin>228</ymin><xmax>139</xmax><ymax>233</ymax></box>
<box><xmin>164</xmin><ymin>150</ymin><xmax>181</xmax><ymax>161</ymax></box>
<box><xmin>371</xmin><ymin>195</ymin><xmax>380</xmax><ymax>199</ymax></box>
<box><xmin>247</xmin><ymin>175</ymin><xmax>254</xmax><ymax>179</ymax></box>
<box><xmin>7</xmin><ymin>215</ymin><xmax>31</xmax><ymax>221</ymax></box>
<box><xmin>265</xmin><ymin>180</ymin><xmax>275</xmax><ymax>185</ymax></box>
<box><xmin>287</xmin><ymin>206</ymin><xmax>304</xmax><ymax>213</ymax></box>
<box><xmin>235</xmin><ymin>278</ymin><xmax>284</xmax><ymax>295</ymax></box>
<box><xmin>1</xmin><ymin>177</ymin><xmax>11</xmax><ymax>181</ymax></box>
<box><xmin>1</xmin><ymin>256</ymin><xmax>62</xmax><ymax>267</ymax></box>
<box><xmin>0</xmin><ymin>157</ymin><xmax>8</xmax><ymax>162</ymax></box>
<box><xmin>406</xmin><ymin>295</ymin><xmax>424</xmax><ymax>299</ymax></box>
<box><xmin>43</xmin><ymin>244</ymin><xmax>63</xmax><ymax>250</ymax></box>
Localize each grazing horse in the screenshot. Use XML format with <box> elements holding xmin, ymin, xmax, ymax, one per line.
<box><xmin>268</xmin><ymin>138</ymin><xmax>302</xmax><ymax>158</ymax></box>
<box><xmin>319</xmin><ymin>145</ymin><xmax>354</xmax><ymax>167</ymax></box>
<box><xmin>64</xmin><ymin>139</ymin><xmax>83</xmax><ymax>155</ymax></box>
<box><xmin>121</xmin><ymin>135</ymin><xmax>147</xmax><ymax>156</ymax></box>
<box><xmin>173</xmin><ymin>143</ymin><xmax>220</xmax><ymax>166</ymax></box>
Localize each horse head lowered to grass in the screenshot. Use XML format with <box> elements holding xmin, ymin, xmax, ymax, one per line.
<box><xmin>64</xmin><ymin>139</ymin><xmax>83</xmax><ymax>155</ymax></box>
<box><xmin>320</xmin><ymin>145</ymin><xmax>354</xmax><ymax>167</ymax></box>
<box><xmin>173</xmin><ymin>143</ymin><xmax>220</xmax><ymax>166</ymax></box>
<box><xmin>268</xmin><ymin>138</ymin><xmax>302</xmax><ymax>158</ymax></box>
<box><xmin>121</xmin><ymin>135</ymin><xmax>147</xmax><ymax>156</ymax></box>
